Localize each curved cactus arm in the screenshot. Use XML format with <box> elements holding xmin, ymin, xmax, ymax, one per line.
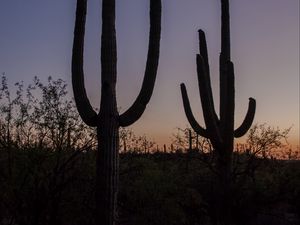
<box><xmin>180</xmin><ymin>83</ymin><xmax>210</xmax><ymax>138</ymax></box>
<box><xmin>196</xmin><ymin>54</ymin><xmax>222</xmax><ymax>143</ymax></box>
<box><xmin>234</xmin><ymin>97</ymin><xmax>256</xmax><ymax>137</ymax></box>
<box><xmin>72</xmin><ymin>0</ymin><xmax>97</xmax><ymax>127</ymax></box>
<box><xmin>119</xmin><ymin>0</ymin><xmax>161</xmax><ymax>127</ymax></box>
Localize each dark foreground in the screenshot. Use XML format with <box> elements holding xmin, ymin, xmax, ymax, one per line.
<box><xmin>0</xmin><ymin>147</ymin><xmax>299</xmax><ymax>225</ymax></box>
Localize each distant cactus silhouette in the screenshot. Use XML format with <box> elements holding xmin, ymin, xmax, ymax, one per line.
<box><xmin>72</xmin><ymin>0</ymin><xmax>161</xmax><ymax>224</ymax></box>
<box><xmin>180</xmin><ymin>0</ymin><xmax>256</xmax><ymax>224</ymax></box>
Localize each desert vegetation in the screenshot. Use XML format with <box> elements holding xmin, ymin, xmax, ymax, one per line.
<box><xmin>0</xmin><ymin>0</ymin><xmax>299</xmax><ymax>225</ymax></box>
<box><xmin>0</xmin><ymin>76</ymin><xmax>299</xmax><ymax>225</ymax></box>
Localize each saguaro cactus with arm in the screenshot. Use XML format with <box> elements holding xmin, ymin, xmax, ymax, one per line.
<box><xmin>180</xmin><ymin>0</ymin><xmax>255</xmax><ymax>224</ymax></box>
<box><xmin>72</xmin><ymin>0</ymin><xmax>161</xmax><ymax>224</ymax></box>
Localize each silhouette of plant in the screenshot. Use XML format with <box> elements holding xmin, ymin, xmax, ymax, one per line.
<box><xmin>180</xmin><ymin>0</ymin><xmax>256</xmax><ymax>224</ymax></box>
<box><xmin>71</xmin><ymin>0</ymin><xmax>161</xmax><ymax>224</ymax></box>
<box><xmin>0</xmin><ymin>75</ymin><xmax>96</xmax><ymax>224</ymax></box>
<box><xmin>171</xmin><ymin>126</ymin><xmax>211</xmax><ymax>153</ymax></box>
<box><xmin>246</xmin><ymin>124</ymin><xmax>291</xmax><ymax>159</ymax></box>
<box><xmin>0</xmin><ymin>75</ymin><xmax>95</xmax><ymax>151</ymax></box>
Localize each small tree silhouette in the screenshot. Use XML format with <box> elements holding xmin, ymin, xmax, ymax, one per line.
<box><xmin>180</xmin><ymin>0</ymin><xmax>256</xmax><ymax>224</ymax></box>
<box><xmin>71</xmin><ymin>0</ymin><xmax>161</xmax><ymax>224</ymax></box>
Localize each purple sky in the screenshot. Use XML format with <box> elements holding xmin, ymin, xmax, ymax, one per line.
<box><xmin>0</xmin><ymin>0</ymin><xmax>299</xmax><ymax>147</ymax></box>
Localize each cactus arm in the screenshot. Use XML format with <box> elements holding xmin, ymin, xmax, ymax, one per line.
<box><xmin>234</xmin><ymin>97</ymin><xmax>256</xmax><ymax>137</ymax></box>
<box><xmin>180</xmin><ymin>84</ymin><xmax>210</xmax><ymax>138</ymax></box>
<box><xmin>119</xmin><ymin>0</ymin><xmax>161</xmax><ymax>127</ymax></box>
<box><xmin>196</xmin><ymin>54</ymin><xmax>222</xmax><ymax>143</ymax></box>
<box><xmin>72</xmin><ymin>0</ymin><xmax>97</xmax><ymax>127</ymax></box>
<box><xmin>198</xmin><ymin>30</ymin><xmax>219</xmax><ymax>122</ymax></box>
<box><xmin>198</xmin><ymin>30</ymin><xmax>210</xmax><ymax>76</ymax></box>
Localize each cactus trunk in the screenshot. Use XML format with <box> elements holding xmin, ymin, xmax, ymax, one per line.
<box><xmin>96</xmin><ymin>122</ymin><xmax>119</xmax><ymax>225</ymax></box>
<box><xmin>95</xmin><ymin>0</ymin><xmax>119</xmax><ymax>222</ymax></box>
<box><xmin>214</xmin><ymin>144</ymin><xmax>233</xmax><ymax>225</ymax></box>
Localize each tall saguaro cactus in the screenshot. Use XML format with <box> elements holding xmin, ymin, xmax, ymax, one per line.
<box><xmin>72</xmin><ymin>0</ymin><xmax>161</xmax><ymax>224</ymax></box>
<box><xmin>180</xmin><ymin>0</ymin><xmax>256</xmax><ymax>224</ymax></box>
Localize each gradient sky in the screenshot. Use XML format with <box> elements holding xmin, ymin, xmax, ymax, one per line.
<box><xmin>0</xmin><ymin>0</ymin><xmax>299</xmax><ymax>147</ymax></box>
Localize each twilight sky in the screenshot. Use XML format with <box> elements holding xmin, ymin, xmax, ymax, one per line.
<box><xmin>0</xmin><ymin>0</ymin><xmax>299</xmax><ymax>147</ymax></box>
